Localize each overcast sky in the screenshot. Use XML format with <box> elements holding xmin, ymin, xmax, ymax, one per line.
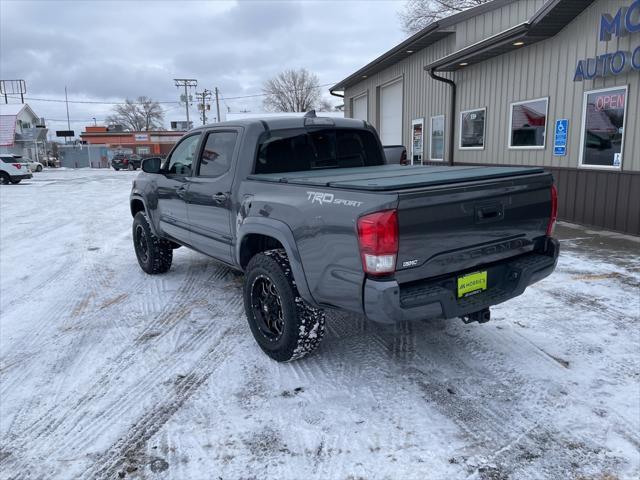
<box><xmin>0</xmin><ymin>0</ymin><xmax>406</xmax><ymax>134</ymax></box>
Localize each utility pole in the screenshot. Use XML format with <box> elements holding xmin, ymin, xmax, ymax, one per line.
<box><xmin>214</xmin><ymin>87</ymin><xmax>221</xmax><ymax>123</ymax></box>
<box><xmin>195</xmin><ymin>89</ymin><xmax>212</xmax><ymax>125</ymax></box>
<box><xmin>174</xmin><ymin>79</ymin><xmax>197</xmax><ymax>126</ymax></box>
<box><xmin>65</xmin><ymin>86</ymin><xmax>71</xmax><ymax>130</ymax></box>
<box><xmin>65</xmin><ymin>86</ymin><xmax>70</xmax><ymax>145</ymax></box>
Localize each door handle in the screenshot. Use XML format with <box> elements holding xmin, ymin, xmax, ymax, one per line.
<box><xmin>212</xmin><ymin>192</ymin><xmax>228</xmax><ymax>204</ymax></box>
<box><xmin>475</xmin><ymin>204</ymin><xmax>504</xmax><ymax>223</ymax></box>
<box><xmin>176</xmin><ymin>185</ymin><xmax>188</xmax><ymax>199</ymax></box>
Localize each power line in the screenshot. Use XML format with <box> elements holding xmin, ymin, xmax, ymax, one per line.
<box><xmin>1</xmin><ymin>82</ymin><xmax>337</xmax><ymax>106</ymax></box>
<box><xmin>2</xmin><ymin>95</ymin><xmax>180</xmax><ymax>105</ymax></box>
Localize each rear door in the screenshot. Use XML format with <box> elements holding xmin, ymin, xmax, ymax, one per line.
<box><xmin>186</xmin><ymin>128</ymin><xmax>239</xmax><ymax>263</ymax></box>
<box><xmin>156</xmin><ymin>132</ymin><xmax>201</xmax><ymax>244</ymax></box>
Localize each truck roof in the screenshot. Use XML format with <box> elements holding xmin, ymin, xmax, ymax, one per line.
<box><xmin>193</xmin><ymin>115</ymin><xmax>366</xmax><ymax>132</ymax></box>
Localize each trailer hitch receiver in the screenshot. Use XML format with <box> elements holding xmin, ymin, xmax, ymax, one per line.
<box><xmin>461</xmin><ymin>308</ymin><xmax>491</xmax><ymax>324</ymax></box>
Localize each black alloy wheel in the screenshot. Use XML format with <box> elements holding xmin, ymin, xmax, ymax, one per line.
<box><xmin>131</xmin><ymin>211</ymin><xmax>173</xmax><ymax>274</ymax></box>
<box><xmin>243</xmin><ymin>249</ymin><xmax>326</xmax><ymax>361</ymax></box>
<box><xmin>135</xmin><ymin>224</ymin><xmax>150</xmax><ymax>264</ymax></box>
<box><xmin>250</xmin><ymin>275</ymin><xmax>285</xmax><ymax>340</ymax></box>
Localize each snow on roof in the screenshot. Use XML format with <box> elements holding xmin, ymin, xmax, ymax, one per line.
<box><xmin>0</xmin><ymin>103</ymin><xmax>27</xmax><ymax>116</ymax></box>
<box><xmin>0</xmin><ymin>104</ymin><xmax>41</xmax><ymax>145</ymax></box>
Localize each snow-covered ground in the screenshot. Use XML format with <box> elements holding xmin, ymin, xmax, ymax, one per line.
<box><xmin>1</xmin><ymin>169</ymin><xmax>638</xmax><ymax>480</ymax></box>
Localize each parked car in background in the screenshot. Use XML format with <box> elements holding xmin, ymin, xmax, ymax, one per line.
<box><xmin>111</xmin><ymin>154</ymin><xmax>142</xmax><ymax>171</ymax></box>
<box><xmin>0</xmin><ymin>154</ymin><xmax>33</xmax><ymax>184</ymax></box>
<box><xmin>0</xmin><ymin>154</ymin><xmax>33</xmax><ymax>172</ymax></box>
<box><xmin>20</xmin><ymin>157</ymin><xmax>44</xmax><ymax>172</ymax></box>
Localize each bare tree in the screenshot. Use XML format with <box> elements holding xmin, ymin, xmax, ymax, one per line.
<box><xmin>318</xmin><ymin>98</ymin><xmax>334</xmax><ymax>112</ymax></box>
<box><xmin>262</xmin><ymin>69</ymin><xmax>322</xmax><ymax>112</ymax></box>
<box><xmin>399</xmin><ymin>0</ymin><xmax>492</xmax><ymax>35</ymax></box>
<box><xmin>106</xmin><ymin>96</ymin><xmax>165</xmax><ymax>131</ymax></box>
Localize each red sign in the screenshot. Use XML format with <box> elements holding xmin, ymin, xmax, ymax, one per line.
<box><xmin>594</xmin><ymin>92</ymin><xmax>626</xmax><ymax>111</ymax></box>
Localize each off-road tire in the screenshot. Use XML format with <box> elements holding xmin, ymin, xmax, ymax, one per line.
<box><xmin>36</xmin><ymin>165</ymin><xmax>43</xmax><ymax>172</ymax></box>
<box><xmin>1</xmin><ymin>172</ymin><xmax>10</xmax><ymax>185</ymax></box>
<box><xmin>243</xmin><ymin>249</ymin><xmax>325</xmax><ymax>362</ymax></box>
<box><xmin>132</xmin><ymin>211</ymin><xmax>173</xmax><ymax>274</ymax></box>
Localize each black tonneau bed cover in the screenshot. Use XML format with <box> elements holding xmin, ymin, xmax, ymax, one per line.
<box><xmin>248</xmin><ymin>165</ymin><xmax>545</xmax><ymax>191</ymax></box>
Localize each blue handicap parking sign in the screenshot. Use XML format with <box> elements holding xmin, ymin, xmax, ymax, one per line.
<box><xmin>553</xmin><ymin>119</ymin><xmax>568</xmax><ymax>156</ymax></box>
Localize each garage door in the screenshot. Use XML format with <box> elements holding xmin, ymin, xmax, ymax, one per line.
<box><xmin>352</xmin><ymin>94</ymin><xmax>368</xmax><ymax>121</ymax></box>
<box><xmin>379</xmin><ymin>79</ymin><xmax>403</xmax><ymax>145</ymax></box>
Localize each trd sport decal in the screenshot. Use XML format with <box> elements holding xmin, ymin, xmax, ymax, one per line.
<box><xmin>306</xmin><ymin>191</ymin><xmax>363</xmax><ymax>207</ymax></box>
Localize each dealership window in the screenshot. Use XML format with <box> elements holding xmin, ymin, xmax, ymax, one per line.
<box><xmin>459</xmin><ymin>108</ymin><xmax>485</xmax><ymax>149</ymax></box>
<box><xmin>430</xmin><ymin>115</ymin><xmax>445</xmax><ymax>161</ymax></box>
<box><xmin>580</xmin><ymin>86</ymin><xmax>627</xmax><ymax>169</ymax></box>
<box><xmin>136</xmin><ymin>146</ymin><xmax>151</xmax><ymax>155</ymax></box>
<box><xmin>509</xmin><ymin>97</ymin><xmax>548</xmax><ymax>148</ymax></box>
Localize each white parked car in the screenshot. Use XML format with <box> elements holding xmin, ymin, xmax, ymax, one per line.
<box><xmin>0</xmin><ymin>154</ymin><xmax>32</xmax><ymax>184</ymax></box>
<box><xmin>21</xmin><ymin>157</ymin><xmax>44</xmax><ymax>172</ymax></box>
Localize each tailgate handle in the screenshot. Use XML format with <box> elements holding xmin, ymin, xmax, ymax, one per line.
<box><xmin>475</xmin><ymin>204</ymin><xmax>504</xmax><ymax>223</ymax></box>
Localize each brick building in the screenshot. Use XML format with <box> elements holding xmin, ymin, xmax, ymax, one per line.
<box><xmin>80</xmin><ymin>126</ymin><xmax>186</xmax><ymax>157</ymax></box>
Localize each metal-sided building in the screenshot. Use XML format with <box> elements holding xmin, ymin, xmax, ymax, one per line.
<box><xmin>330</xmin><ymin>0</ymin><xmax>639</xmax><ymax>235</ymax></box>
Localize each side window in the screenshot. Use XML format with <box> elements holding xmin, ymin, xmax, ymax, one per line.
<box><xmin>165</xmin><ymin>134</ymin><xmax>201</xmax><ymax>175</ymax></box>
<box><xmin>198</xmin><ymin>131</ymin><xmax>238</xmax><ymax>177</ymax></box>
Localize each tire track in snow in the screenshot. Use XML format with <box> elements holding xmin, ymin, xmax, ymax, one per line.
<box><xmin>59</xmin><ymin>305</ymin><xmax>242</xmax><ymax>457</ymax></box>
<box><xmin>1</xmin><ymin>227</ymin><xmax>140</xmax><ymax>437</ymax></box>
<box><xmin>82</xmin><ymin>325</ymin><xmax>242</xmax><ymax>480</ymax></box>
<box><xmin>0</xmin><ymin>259</ymin><xmax>241</xmax><ymax>478</ymax></box>
<box><xmin>0</xmin><ymin>257</ymin><xmax>75</xmax><ymax>315</ymax></box>
<box><xmin>403</xmin><ymin>318</ymin><xmax>628</xmax><ymax>478</ymax></box>
<box><xmin>17</xmin><ymin>264</ymin><xmax>205</xmax><ymax>438</ymax></box>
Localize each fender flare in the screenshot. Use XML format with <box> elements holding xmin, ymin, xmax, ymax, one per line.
<box><xmin>236</xmin><ymin>217</ymin><xmax>318</xmax><ymax>308</ymax></box>
<box><xmin>130</xmin><ymin>194</ymin><xmax>160</xmax><ymax>236</ymax></box>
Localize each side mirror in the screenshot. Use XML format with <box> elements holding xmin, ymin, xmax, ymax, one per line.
<box><xmin>142</xmin><ymin>157</ymin><xmax>162</xmax><ymax>174</ymax></box>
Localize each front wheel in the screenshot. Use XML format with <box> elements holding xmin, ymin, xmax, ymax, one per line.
<box><xmin>243</xmin><ymin>249</ymin><xmax>325</xmax><ymax>362</ymax></box>
<box><xmin>132</xmin><ymin>211</ymin><xmax>173</xmax><ymax>274</ymax></box>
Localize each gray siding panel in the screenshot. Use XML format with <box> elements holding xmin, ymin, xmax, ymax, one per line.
<box><xmin>343</xmin><ymin>0</ymin><xmax>639</xmax><ymax>234</ymax></box>
<box><xmin>453</xmin><ymin>0</ymin><xmax>639</xmax><ymax>172</ymax></box>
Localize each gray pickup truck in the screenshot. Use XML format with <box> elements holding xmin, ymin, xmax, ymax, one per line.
<box><xmin>130</xmin><ymin>113</ymin><xmax>559</xmax><ymax>361</ymax></box>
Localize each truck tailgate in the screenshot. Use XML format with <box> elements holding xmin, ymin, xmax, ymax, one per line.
<box><xmin>394</xmin><ymin>171</ymin><xmax>554</xmax><ymax>283</ymax></box>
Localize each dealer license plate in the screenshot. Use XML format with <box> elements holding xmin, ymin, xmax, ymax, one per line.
<box><xmin>457</xmin><ymin>271</ymin><xmax>487</xmax><ymax>298</ymax></box>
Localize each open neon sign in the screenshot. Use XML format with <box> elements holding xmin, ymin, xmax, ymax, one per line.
<box><xmin>593</xmin><ymin>92</ymin><xmax>626</xmax><ymax>111</ymax></box>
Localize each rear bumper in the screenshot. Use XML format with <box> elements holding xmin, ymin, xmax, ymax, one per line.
<box><xmin>363</xmin><ymin>237</ymin><xmax>559</xmax><ymax>324</ymax></box>
<box><xmin>11</xmin><ymin>173</ymin><xmax>32</xmax><ymax>180</ymax></box>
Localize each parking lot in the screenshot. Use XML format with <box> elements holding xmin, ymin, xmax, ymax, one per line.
<box><xmin>1</xmin><ymin>169</ymin><xmax>639</xmax><ymax>480</ymax></box>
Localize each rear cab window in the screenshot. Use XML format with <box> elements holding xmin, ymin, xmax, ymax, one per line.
<box><xmin>254</xmin><ymin>128</ymin><xmax>384</xmax><ymax>174</ymax></box>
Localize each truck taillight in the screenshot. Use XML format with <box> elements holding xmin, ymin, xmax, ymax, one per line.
<box><xmin>13</xmin><ymin>163</ymin><xmax>21</xmax><ymax>169</ymax></box>
<box><xmin>357</xmin><ymin>209</ymin><xmax>398</xmax><ymax>276</ymax></box>
<box><xmin>546</xmin><ymin>184</ymin><xmax>558</xmax><ymax>236</ymax></box>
